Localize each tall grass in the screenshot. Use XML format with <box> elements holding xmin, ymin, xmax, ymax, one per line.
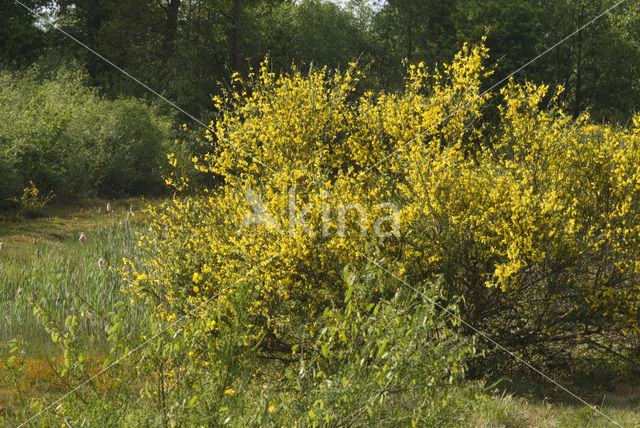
<box><xmin>0</xmin><ymin>206</ymin><xmax>149</xmax><ymax>356</ymax></box>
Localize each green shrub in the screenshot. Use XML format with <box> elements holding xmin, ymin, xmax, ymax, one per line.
<box><xmin>30</xmin><ymin>258</ymin><xmax>479</xmax><ymax>427</ymax></box>
<box><xmin>0</xmin><ymin>65</ymin><xmax>173</xmax><ymax>207</ymax></box>
<box><xmin>10</xmin><ymin>180</ymin><xmax>53</xmax><ymax>218</ymax></box>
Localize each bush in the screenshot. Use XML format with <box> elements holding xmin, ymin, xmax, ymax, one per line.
<box><xmin>0</xmin><ymin>65</ymin><xmax>172</xmax><ymax>207</ymax></box>
<box><xmin>19</xmin><ymin>41</ymin><xmax>640</xmax><ymax>426</ymax></box>
<box><xmin>269</xmin><ymin>268</ymin><xmax>478</xmax><ymax>426</ymax></box>
<box><xmin>131</xmin><ymin>42</ymin><xmax>640</xmax><ymax>375</ymax></box>
<box><xmin>10</xmin><ymin>180</ymin><xmax>53</xmax><ymax>218</ymax></box>
<box><xmin>45</xmin><ymin>256</ymin><xmax>479</xmax><ymax>427</ymax></box>
<box><xmin>1</xmin><ymin>41</ymin><xmax>620</xmax><ymax>427</ymax></box>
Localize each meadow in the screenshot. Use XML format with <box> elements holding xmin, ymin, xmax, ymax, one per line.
<box><xmin>0</xmin><ymin>200</ymin><xmax>151</xmax><ymax>419</ymax></box>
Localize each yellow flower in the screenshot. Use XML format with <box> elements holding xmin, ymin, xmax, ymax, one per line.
<box><xmin>224</xmin><ymin>389</ymin><xmax>235</xmax><ymax>396</ymax></box>
<box><xmin>268</xmin><ymin>405</ymin><xmax>276</xmax><ymax>414</ymax></box>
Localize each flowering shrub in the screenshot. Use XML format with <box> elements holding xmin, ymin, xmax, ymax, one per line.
<box><xmin>10</xmin><ymin>180</ymin><xmax>53</xmax><ymax>218</ymax></box>
<box><xmin>123</xmin><ymin>41</ymin><xmax>640</xmax><ymax>423</ymax></box>
<box><xmin>129</xmin><ymin>43</ymin><xmax>492</xmax><ymax>348</ymax></box>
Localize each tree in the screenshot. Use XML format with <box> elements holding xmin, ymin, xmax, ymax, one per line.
<box><xmin>370</xmin><ymin>0</ymin><xmax>458</xmax><ymax>88</ymax></box>
<box><xmin>453</xmin><ymin>0</ymin><xmax>542</xmax><ymax>82</ymax></box>
<box><xmin>452</xmin><ymin>0</ymin><xmax>640</xmax><ymax>122</ymax></box>
<box><xmin>247</xmin><ymin>0</ymin><xmax>368</xmax><ymax>72</ymax></box>
<box><xmin>0</xmin><ymin>0</ymin><xmax>48</xmax><ymax>67</ymax></box>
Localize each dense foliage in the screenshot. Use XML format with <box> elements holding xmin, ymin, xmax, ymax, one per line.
<box><xmin>5</xmin><ymin>0</ymin><xmax>640</xmax><ymax>121</ymax></box>
<box><xmin>4</xmin><ymin>0</ymin><xmax>639</xmax><ymax>205</ymax></box>
<box><xmin>0</xmin><ymin>67</ymin><xmax>172</xmax><ymax>207</ymax></box>
<box><xmin>3</xmin><ymin>0</ymin><xmax>640</xmax><ymax>424</ymax></box>
<box><xmin>68</xmin><ymin>44</ymin><xmax>637</xmax><ymax>425</ymax></box>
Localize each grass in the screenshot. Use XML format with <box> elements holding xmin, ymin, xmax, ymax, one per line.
<box><xmin>0</xmin><ymin>199</ymin><xmax>156</xmax><ymax>419</ymax></box>
<box><xmin>0</xmin><ymin>199</ymin><xmax>152</xmax><ymax>355</ymax></box>
<box><xmin>471</xmin><ymin>387</ymin><xmax>640</xmax><ymax>427</ymax></box>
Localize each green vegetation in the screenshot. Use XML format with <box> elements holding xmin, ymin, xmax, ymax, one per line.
<box><xmin>5</xmin><ymin>0</ymin><xmax>640</xmax><ymax>121</ymax></box>
<box><xmin>3</xmin><ymin>46</ymin><xmax>640</xmax><ymax>426</ymax></box>
<box><xmin>0</xmin><ymin>200</ymin><xmax>149</xmax><ymax>356</ymax></box>
<box><xmin>2</xmin><ymin>0</ymin><xmax>640</xmax><ymax>426</ymax></box>
<box><xmin>0</xmin><ymin>67</ymin><xmax>172</xmax><ymax>207</ymax></box>
<box><xmin>0</xmin><ymin>201</ymin><xmax>638</xmax><ymax>428</ymax></box>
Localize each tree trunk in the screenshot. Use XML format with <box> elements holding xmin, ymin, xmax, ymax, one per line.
<box><xmin>232</xmin><ymin>0</ymin><xmax>242</xmax><ymax>71</ymax></box>
<box><xmin>574</xmin><ymin>0</ymin><xmax>584</xmax><ymax>117</ymax></box>
<box><xmin>163</xmin><ymin>0</ymin><xmax>181</xmax><ymax>58</ymax></box>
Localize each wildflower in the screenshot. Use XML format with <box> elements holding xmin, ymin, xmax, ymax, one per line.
<box><xmin>79</xmin><ymin>232</ymin><xmax>86</xmax><ymax>244</ymax></box>
<box><xmin>268</xmin><ymin>405</ymin><xmax>276</xmax><ymax>414</ymax></box>
<box><xmin>98</xmin><ymin>257</ymin><xmax>105</xmax><ymax>271</ymax></box>
<box><xmin>17</xmin><ymin>287</ymin><xmax>23</xmax><ymax>297</ymax></box>
<box><xmin>224</xmin><ymin>389</ymin><xmax>235</xmax><ymax>396</ymax></box>
<box><xmin>106</xmin><ymin>202</ymin><xmax>112</xmax><ymax>213</ymax></box>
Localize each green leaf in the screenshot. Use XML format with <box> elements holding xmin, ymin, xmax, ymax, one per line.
<box><xmin>189</xmin><ymin>395</ymin><xmax>199</xmax><ymax>407</ymax></box>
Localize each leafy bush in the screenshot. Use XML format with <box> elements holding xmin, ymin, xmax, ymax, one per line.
<box><xmin>39</xmin><ymin>257</ymin><xmax>478</xmax><ymax>427</ymax></box>
<box><xmin>130</xmin><ymin>41</ymin><xmax>640</xmax><ymax>376</ymax></box>
<box><xmin>10</xmin><ymin>180</ymin><xmax>53</xmax><ymax>218</ymax></box>
<box><xmin>269</xmin><ymin>268</ymin><xmax>478</xmax><ymax>426</ymax></box>
<box><xmin>0</xmin><ymin>65</ymin><xmax>172</xmax><ymax>208</ymax></box>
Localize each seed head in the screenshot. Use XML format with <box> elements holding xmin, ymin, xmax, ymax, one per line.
<box><xmin>79</xmin><ymin>232</ymin><xmax>86</xmax><ymax>244</ymax></box>
<box><xmin>98</xmin><ymin>257</ymin><xmax>105</xmax><ymax>271</ymax></box>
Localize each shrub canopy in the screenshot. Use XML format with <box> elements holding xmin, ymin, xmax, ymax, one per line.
<box><xmin>0</xmin><ymin>66</ymin><xmax>172</xmax><ymax>207</ymax></box>
<box><xmin>129</xmin><ymin>43</ymin><xmax>640</xmax><ymax>376</ymax></box>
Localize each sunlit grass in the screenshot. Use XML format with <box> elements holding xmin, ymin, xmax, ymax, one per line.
<box><xmin>471</xmin><ymin>388</ymin><xmax>640</xmax><ymax>427</ymax></box>
<box><xmin>0</xmin><ymin>199</ymin><xmax>153</xmax><ymax>356</ymax></box>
